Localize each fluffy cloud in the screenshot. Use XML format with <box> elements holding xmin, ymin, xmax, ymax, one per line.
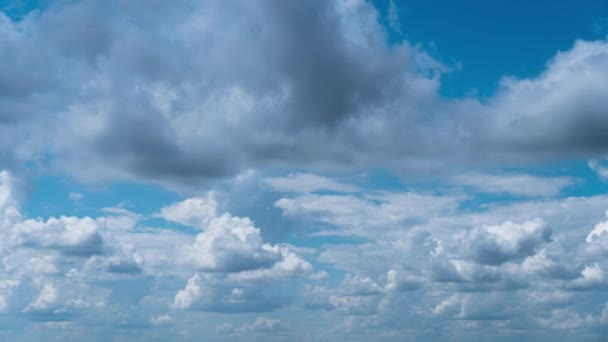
<box><xmin>182</xmin><ymin>213</ymin><xmax>282</xmax><ymax>272</ymax></box>
<box><xmin>0</xmin><ymin>1</ymin><xmax>607</xmax><ymax>187</ymax></box>
<box><xmin>159</xmin><ymin>195</ymin><xmax>217</xmax><ymax>229</ymax></box>
<box><xmin>464</xmin><ymin>219</ymin><xmax>552</xmax><ymax>265</ymax></box>
<box><xmin>166</xmin><ymin>195</ymin><xmax>314</xmax><ymax>313</ymax></box>
<box><xmin>159</xmin><ymin>196</ymin><xmax>313</xmax><ymax>276</ymax></box>
<box><xmin>0</xmin><ymin>171</ymin><xmax>314</xmax><ymax>329</ymax></box>
<box><xmin>1</xmin><ymin>0</ymin><xmax>608</xmax><ymax>339</ymax></box>
<box><xmin>269</xmin><ymin>173</ymin><xmax>608</xmax><ymax>338</ymax></box>
<box><xmin>3</xmin><ymin>169</ymin><xmax>608</xmax><ymax>339</ymax></box>
<box><xmin>171</xmin><ymin>273</ymin><xmax>290</xmax><ymax>313</ymax></box>
<box><xmin>10</xmin><ymin>216</ymin><xmax>104</xmax><ymax>257</ymax></box>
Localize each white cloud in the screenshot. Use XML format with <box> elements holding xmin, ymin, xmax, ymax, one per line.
<box><xmin>586</xmin><ymin>211</ymin><xmax>608</xmax><ymax>243</ymax></box>
<box><xmin>24</xmin><ymin>283</ymin><xmax>58</xmax><ymax>312</ymax></box>
<box><xmin>589</xmin><ymin>159</ymin><xmax>608</xmax><ymax>181</ymax></box>
<box><xmin>234</xmin><ymin>317</ymin><xmax>287</xmax><ymax>333</ymax></box>
<box><xmin>182</xmin><ymin>213</ymin><xmax>281</xmax><ymax>272</ymax></box>
<box><xmin>464</xmin><ymin>218</ymin><xmax>552</xmax><ymax>265</ymax></box>
<box><xmin>150</xmin><ymin>314</ymin><xmax>172</xmax><ymax>325</ymax></box>
<box><xmin>452</xmin><ymin>173</ymin><xmax>576</xmax><ymax>197</ymax></box>
<box><xmin>385</xmin><ymin>269</ymin><xmax>422</xmax><ymax>292</ymax></box>
<box><xmin>275</xmin><ymin>191</ymin><xmax>461</xmax><ymax>237</ymax></box>
<box><xmin>11</xmin><ymin>216</ymin><xmax>104</xmax><ymax>256</ymax></box>
<box><xmin>0</xmin><ymin>170</ymin><xmax>22</xmax><ymax>228</ymax></box>
<box><xmin>172</xmin><ymin>274</ymin><xmax>203</xmax><ymax>310</ymax></box>
<box><xmin>265</xmin><ymin>173</ymin><xmax>359</xmax><ymax>193</ymax></box>
<box><xmin>68</xmin><ymin>192</ymin><xmax>83</xmax><ymax>201</ymax></box>
<box><xmin>536</xmin><ymin>309</ymin><xmax>595</xmax><ymax>330</ymax></box>
<box><xmin>218</xmin><ymin>316</ymin><xmax>288</xmax><ymax>334</ymax></box>
<box><xmin>0</xmin><ymin>0</ymin><xmax>605</xmax><ymax>334</ymax></box>
<box><xmin>159</xmin><ymin>195</ymin><xmax>218</xmax><ymax>229</ymax></box>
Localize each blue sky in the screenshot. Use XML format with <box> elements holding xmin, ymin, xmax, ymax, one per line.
<box><xmin>1</xmin><ymin>0</ymin><xmax>608</xmax><ymax>340</ymax></box>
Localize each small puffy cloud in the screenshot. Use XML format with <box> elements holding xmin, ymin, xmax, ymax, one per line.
<box><xmin>172</xmin><ymin>274</ymin><xmax>203</xmax><ymax>310</ymax></box>
<box><xmin>464</xmin><ymin>218</ymin><xmax>552</xmax><ymax>265</ymax></box>
<box><xmin>226</xmin><ymin>246</ymin><xmax>313</xmax><ymax>282</ymax></box>
<box><xmin>165</xmin><ymin>196</ymin><xmax>314</xmax><ymax>313</ymax></box>
<box><xmin>183</xmin><ymin>213</ymin><xmax>281</xmax><ymax>273</ymax></box>
<box><xmin>338</xmin><ymin>274</ymin><xmax>383</xmax><ymax>296</ymax></box>
<box><xmin>162</xmin><ymin>195</ymin><xmax>314</xmax><ymax>277</ymax></box>
<box><xmin>569</xmin><ymin>264</ymin><xmax>607</xmax><ymax>290</ymax></box>
<box><xmin>10</xmin><ymin>216</ymin><xmax>104</xmax><ymax>257</ymax></box>
<box><xmin>172</xmin><ymin>273</ymin><xmax>287</xmax><ymax>313</ymax></box>
<box><xmin>586</xmin><ymin>211</ymin><xmax>608</xmax><ymax>243</ymax></box>
<box><xmin>159</xmin><ymin>194</ymin><xmax>218</xmax><ymax>229</ymax></box>
<box><xmin>150</xmin><ymin>314</ymin><xmax>172</xmax><ymax>326</ymax></box>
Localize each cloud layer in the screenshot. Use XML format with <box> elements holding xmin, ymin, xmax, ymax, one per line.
<box><xmin>1</xmin><ymin>169</ymin><xmax>608</xmax><ymax>340</ymax></box>
<box><xmin>2</xmin><ymin>0</ymin><xmax>608</xmax><ymax>340</ymax></box>
<box><xmin>0</xmin><ymin>0</ymin><xmax>607</xmax><ymax>187</ymax></box>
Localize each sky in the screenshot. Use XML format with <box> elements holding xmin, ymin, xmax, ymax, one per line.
<box><xmin>1</xmin><ymin>0</ymin><xmax>608</xmax><ymax>340</ymax></box>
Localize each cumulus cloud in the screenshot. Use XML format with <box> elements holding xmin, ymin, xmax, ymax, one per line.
<box><xmin>161</xmin><ymin>196</ymin><xmax>312</xmax><ymax>276</ymax></box>
<box><xmin>171</xmin><ymin>273</ymin><xmax>289</xmax><ymax>313</ymax></box>
<box><xmin>182</xmin><ymin>213</ymin><xmax>282</xmax><ymax>273</ymax></box>
<box><xmin>586</xmin><ymin>211</ymin><xmax>608</xmax><ymax>243</ymax></box>
<box><xmin>0</xmin><ymin>1</ymin><xmax>606</xmax><ymax>187</ymax></box>
<box><xmin>159</xmin><ymin>195</ymin><xmax>218</xmax><ymax>229</ymax></box>
<box><xmin>0</xmin><ymin>171</ymin><xmax>155</xmax><ymax>323</ymax></box>
<box><xmin>3</xmin><ymin>168</ymin><xmax>608</xmax><ymax>338</ymax></box>
<box><xmin>156</xmin><ymin>195</ymin><xmax>314</xmax><ymax>312</ymax></box>
<box><xmin>11</xmin><ymin>216</ymin><xmax>104</xmax><ymax>257</ymax></box>
<box><xmin>0</xmin><ymin>169</ymin><xmax>319</xmax><ymax>332</ymax></box>
<box><xmin>0</xmin><ymin>0</ymin><xmax>608</xmax><ymax>338</ymax></box>
<box><xmin>464</xmin><ymin>219</ymin><xmax>552</xmax><ymax>265</ymax></box>
<box><xmin>272</xmin><ymin>173</ymin><xmax>608</xmax><ymax>338</ymax></box>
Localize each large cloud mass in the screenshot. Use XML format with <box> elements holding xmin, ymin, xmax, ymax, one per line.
<box><xmin>0</xmin><ymin>0</ymin><xmax>607</xmax><ymax>186</ymax></box>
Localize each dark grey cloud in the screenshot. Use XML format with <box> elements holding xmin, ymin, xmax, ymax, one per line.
<box><xmin>0</xmin><ymin>0</ymin><xmax>607</xmax><ymax>189</ymax></box>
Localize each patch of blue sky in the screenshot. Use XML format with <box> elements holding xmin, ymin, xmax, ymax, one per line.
<box><xmin>374</xmin><ymin>0</ymin><xmax>608</xmax><ymax>98</ymax></box>
<box><xmin>22</xmin><ymin>174</ymin><xmax>181</xmax><ymax>219</ymax></box>
<box><xmin>1</xmin><ymin>0</ymin><xmax>46</xmax><ymax>20</ymax></box>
